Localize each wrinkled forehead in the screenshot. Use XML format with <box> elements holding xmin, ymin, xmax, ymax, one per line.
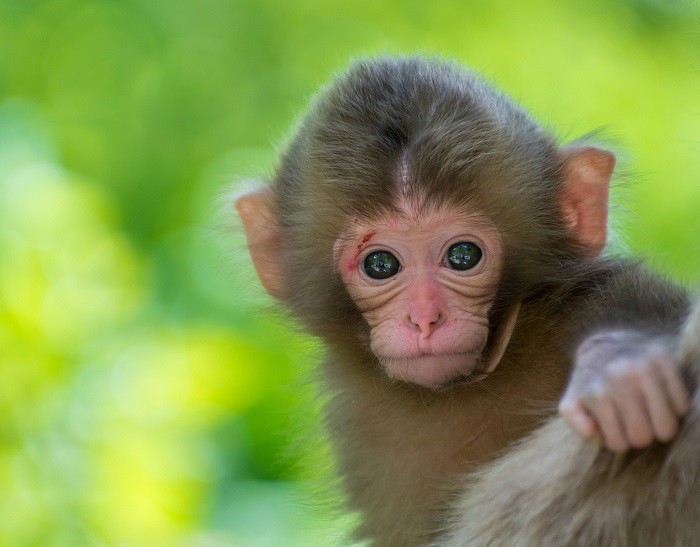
<box><xmin>344</xmin><ymin>197</ymin><xmax>499</xmax><ymax>238</ymax></box>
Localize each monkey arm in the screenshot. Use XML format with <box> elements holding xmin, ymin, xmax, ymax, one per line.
<box><xmin>439</xmin><ymin>298</ymin><xmax>700</xmax><ymax>547</ymax></box>
<box><xmin>549</xmin><ymin>261</ymin><xmax>693</xmax><ymax>452</ymax></box>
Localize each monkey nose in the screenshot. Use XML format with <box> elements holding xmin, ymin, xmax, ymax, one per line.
<box><xmin>408</xmin><ymin>308</ymin><xmax>444</xmax><ymax>337</ymax></box>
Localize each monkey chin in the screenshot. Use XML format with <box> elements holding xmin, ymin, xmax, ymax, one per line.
<box><xmin>381</xmin><ymin>353</ymin><xmax>479</xmax><ymax>389</ymax></box>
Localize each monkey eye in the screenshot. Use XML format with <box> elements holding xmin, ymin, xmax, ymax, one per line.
<box><xmin>363</xmin><ymin>250</ymin><xmax>401</xmax><ymax>280</ymax></box>
<box><xmin>446</xmin><ymin>242</ymin><xmax>483</xmax><ymax>271</ymax></box>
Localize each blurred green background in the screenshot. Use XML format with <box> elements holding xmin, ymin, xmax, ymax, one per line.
<box><xmin>0</xmin><ymin>0</ymin><xmax>698</xmax><ymax>545</ymax></box>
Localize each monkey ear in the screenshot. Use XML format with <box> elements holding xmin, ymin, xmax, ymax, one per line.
<box><xmin>559</xmin><ymin>146</ymin><xmax>616</xmax><ymax>255</ymax></box>
<box><xmin>235</xmin><ymin>187</ymin><xmax>287</xmax><ymax>300</ymax></box>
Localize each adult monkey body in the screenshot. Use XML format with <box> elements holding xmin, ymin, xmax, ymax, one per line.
<box><xmin>235</xmin><ymin>57</ymin><xmax>700</xmax><ymax>545</ymax></box>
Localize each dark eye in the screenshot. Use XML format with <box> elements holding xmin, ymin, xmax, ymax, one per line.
<box><xmin>446</xmin><ymin>241</ymin><xmax>482</xmax><ymax>271</ymax></box>
<box><xmin>363</xmin><ymin>251</ymin><xmax>400</xmax><ymax>279</ymax></box>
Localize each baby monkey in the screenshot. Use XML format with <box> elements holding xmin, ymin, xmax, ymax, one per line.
<box><xmin>235</xmin><ymin>56</ymin><xmax>699</xmax><ymax>545</ymax></box>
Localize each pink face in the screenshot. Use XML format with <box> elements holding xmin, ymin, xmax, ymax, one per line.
<box><xmin>335</xmin><ymin>203</ymin><xmax>504</xmax><ymax>389</ymax></box>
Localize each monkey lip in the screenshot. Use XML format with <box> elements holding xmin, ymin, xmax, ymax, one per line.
<box><xmin>381</xmin><ymin>350</ymin><xmax>478</xmax><ymax>363</ymax></box>
<box><xmin>399</xmin><ymin>351</ymin><xmax>470</xmax><ymax>359</ymax></box>
<box><xmin>380</xmin><ymin>352</ymin><xmax>480</xmax><ymax>387</ymax></box>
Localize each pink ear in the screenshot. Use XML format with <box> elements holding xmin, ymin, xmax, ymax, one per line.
<box><xmin>559</xmin><ymin>146</ymin><xmax>616</xmax><ymax>256</ymax></box>
<box><xmin>235</xmin><ymin>187</ymin><xmax>287</xmax><ymax>299</ymax></box>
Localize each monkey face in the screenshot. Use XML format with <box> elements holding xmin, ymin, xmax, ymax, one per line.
<box><xmin>334</xmin><ymin>202</ymin><xmax>503</xmax><ymax>388</ymax></box>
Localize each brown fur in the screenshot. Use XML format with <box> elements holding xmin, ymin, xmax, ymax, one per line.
<box><xmin>238</xmin><ymin>56</ymin><xmax>697</xmax><ymax>545</ymax></box>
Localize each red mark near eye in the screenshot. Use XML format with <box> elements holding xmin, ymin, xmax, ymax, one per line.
<box><xmin>358</xmin><ymin>230</ymin><xmax>377</xmax><ymax>250</ymax></box>
<box><xmin>343</xmin><ymin>230</ymin><xmax>377</xmax><ymax>274</ymax></box>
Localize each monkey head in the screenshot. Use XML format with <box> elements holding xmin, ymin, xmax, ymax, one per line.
<box><xmin>236</xmin><ymin>57</ymin><xmax>615</xmax><ymax>389</ymax></box>
<box><xmin>331</xmin><ymin>202</ymin><xmax>506</xmax><ymax>387</ymax></box>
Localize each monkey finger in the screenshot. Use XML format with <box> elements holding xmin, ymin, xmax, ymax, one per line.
<box><xmin>654</xmin><ymin>356</ymin><xmax>691</xmax><ymax>416</ymax></box>
<box><xmin>588</xmin><ymin>396</ymin><xmax>629</xmax><ymax>453</ymax></box>
<box><xmin>612</xmin><ymin>390</ymin><xmax>655</xmax><ymax>449</ymax></box>
<box><xmin>559</xmin><ymin>398</ymin><xmax>599</xmax><ymax>439</ymax></box>
<box><xmin>639</xmin><ymin>366</ymin><xmax>680</xmax><ymax>443</ymax></box>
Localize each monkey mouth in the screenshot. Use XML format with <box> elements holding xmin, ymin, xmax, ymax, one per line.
<box><xmin>380</xmin><ymin>352</ymin><xmax>480</xmax><ymax>388</ymax></box>
<box><xmin>381</xmin><ymin>351</ymin><xmax>475</xmax><ymax>363</ymax></box>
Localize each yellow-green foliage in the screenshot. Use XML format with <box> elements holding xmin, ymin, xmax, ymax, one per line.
<box><xmin>0</xmin><ymin>1</ymin><xmax>698</xmax><ymax>545</ymax></box>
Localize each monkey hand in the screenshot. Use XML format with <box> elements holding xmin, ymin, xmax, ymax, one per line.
<box><xmin>558</xmin><ymin>331</ymin><xmax>691</xmax><ymax>453</ymax></box>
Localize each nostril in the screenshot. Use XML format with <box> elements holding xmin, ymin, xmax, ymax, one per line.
<box><xmin>427</xmin><ymin>314</ymin><xmax>441</xmax><ymax>328</ymax></box>
<box><xmin>408</xmin><ymin>311</ymin><xmax>443</xmax><ymax>336</ymax></box>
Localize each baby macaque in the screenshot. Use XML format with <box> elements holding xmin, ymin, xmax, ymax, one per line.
<box><xmin>235</xmin><ymin>56</ymin><xmax>699</xmax><ymax>546</ymax></box>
